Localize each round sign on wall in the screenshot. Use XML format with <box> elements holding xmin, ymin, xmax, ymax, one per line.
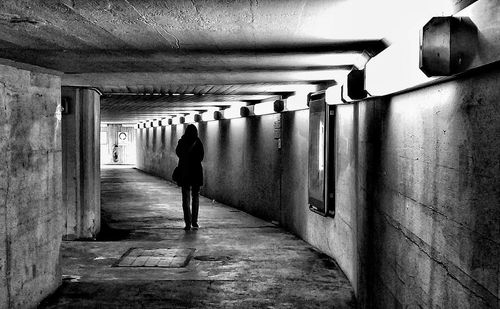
<box><xmin>118</xmin><ymin>132</ymin><xmax>128</xmax><ymax>140</ymax></box>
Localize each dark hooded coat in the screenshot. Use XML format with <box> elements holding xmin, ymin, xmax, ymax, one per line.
<box><xmin>175</xmin><ymin>127</ymin><xmax>204</xmax><ymax>186</ymax></box>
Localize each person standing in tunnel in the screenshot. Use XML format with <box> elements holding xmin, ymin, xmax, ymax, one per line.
<box><xmin>175</xmin><ymin>124</ymin><xmax>204</xmax><ymax>231</ymax></box>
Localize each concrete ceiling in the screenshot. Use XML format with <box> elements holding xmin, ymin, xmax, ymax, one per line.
<box><xmin>0</xmin><ymin>0</ymin><xmax>393</xmax><ymax>123</ymax></box>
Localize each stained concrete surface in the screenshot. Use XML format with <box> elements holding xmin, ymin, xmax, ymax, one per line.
<box><xmin>0</xmin><ymin>1</ymin><xmax>385</xmax><ymax>72</ymax></box>
<box><xmin>40</xmin><ymin>166</ymin><xmax>354</xmax><ymax>308</ymax></box>
<box><xmin>0</xmin><ymin>63</ymin><xmax>62</xmax><ymax>308</ymax></box>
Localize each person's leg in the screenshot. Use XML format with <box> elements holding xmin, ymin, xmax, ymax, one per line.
<box><xmin>181</xmin><ymin>186</ymin><xmax>191</xmax><ymax>229</ymax></box>
<box><xmin>191</xmin><ymin>185</ymin><xmax>200</xmax><ymax>228</ymax></box>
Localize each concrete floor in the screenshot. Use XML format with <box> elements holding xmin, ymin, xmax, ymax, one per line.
<box><xmin>41</xmin><ymin>166</ymin><xmax>355</xmax><ymax>308</ymax></box>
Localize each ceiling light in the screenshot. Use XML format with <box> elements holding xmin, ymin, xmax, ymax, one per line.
<box><xmin>160</xmin><ymin>118</ymin><xmax>169</xmax><ymax>126</ymax></box>
<box><xmin>201</xmin><ymin>111</ymin><xmax>215</xmax><ymax>121</ymax></box>
<box><xmin>286</xmin><ymin>93</ymin><xmax>309</xmax><ymax>111</ymax></box>
<box><xmin>253</xmin><ymin>102</ymin><xmax>275</xmax><ymax>116</ymax></box>
<box><xmin>184</xmin><ymin>114</ymin><xmax>195</xmax><ymax>123</ymax></box>
<box><xmin>223</xmin><ymin>107</ymin><xmax>241</xmax><ymax>119</ymax></box>
<box><xmin>325</xmin><ymin>86</ymin><xmax>343</xmax><ymax>105</ymax></box>
<box><xmin>171</xmin><ymin>117</ymin><xmax>180</xmax><ymax>125</ymax></box>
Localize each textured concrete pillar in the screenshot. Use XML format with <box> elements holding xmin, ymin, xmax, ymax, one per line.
<box><xmin>0</xmin><ymin>63</ymin><xmax>62</xmax><ymax>308</ymax></box>
<box><xmin>61</xmin><ymin>87</ymin><xmax>101</xmax><ymax>240</ymax></box>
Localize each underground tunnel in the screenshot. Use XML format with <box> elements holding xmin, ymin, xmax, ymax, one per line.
<box><xmin>0</xmin><ymin>0</ymin><xmax>499</xmax><ymax>308</ymax></box>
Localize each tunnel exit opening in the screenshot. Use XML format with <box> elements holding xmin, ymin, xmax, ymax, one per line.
<box><xmin>100</xmin><ymin>124</ymin><xmax>137</xmax><ymax>166</ymax></box>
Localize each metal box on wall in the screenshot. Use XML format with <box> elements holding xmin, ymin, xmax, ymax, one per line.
<box><xmin>420</xmin><ymin>16</ymin><xmax>478</xmax><ymax>76</ymax></box>
<box><xmin>347</xmin><ymin>69</ymin><xmax>367</xmax><ymax>100</ymax></box>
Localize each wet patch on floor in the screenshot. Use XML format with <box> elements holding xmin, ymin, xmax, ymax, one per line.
<box><xmin>194</xmin><ymin>255</ymin><xmax>231</xmax><ymax>262</ymax></box>
<box><xmin>62</xmin><ymin>275</ymin><xmax>81</xmax><ymax>283</ymax></box>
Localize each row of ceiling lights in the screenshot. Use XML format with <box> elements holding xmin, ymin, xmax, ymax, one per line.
<box><xmin>136</xmin><ymin>93</ymin><xmax>312</xmax><ymax>129</ymax></box>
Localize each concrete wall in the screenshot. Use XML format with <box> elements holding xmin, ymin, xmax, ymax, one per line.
<box><xmin>136</xmin><ymin>63</ymin><xmax>499</xmax><ymax>308</ymax></box>
<box><xmin>280</xmin><ymin>104</ymin><xmax>381</xmax><ymax>306</ymax></box>
<box><xmin>61</xmin><ymin>87</ymin><xmax>101</xmax><ymax>240</ymax></box>
<box><xmin>136</xmin><ymin>114</ymin><xmax>282</xmax><ymax>222</ymax></box>
<box><xmin>282</xmin><ymin>64</ymin><xmax>500</xmax><ymax>308</ymax></box>
<box><xmin>100</xmin><ymin>124</ymin><xmax>136</xmax><ymax>165</ymax></box>
<box><xmin>0</xmin><ymin>63</ymin><xmax>62</xmax><ymax>308</ymax></box>
<box><xmin>365</xmin><ymin>65</ymin><xmax>500</xmax><ymax>308</ymax></box>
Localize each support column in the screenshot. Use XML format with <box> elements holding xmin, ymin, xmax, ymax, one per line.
<box><xmin>61</xmin><ymin>87</ymin><xmax>101</xmax><ymax>239</ymax></box>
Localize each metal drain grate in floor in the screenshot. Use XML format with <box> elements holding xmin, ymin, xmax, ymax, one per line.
<box><xmin>114</xmin><ymin>248</ymin><xmax>196</xmax><ymax>268</ymax></box>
